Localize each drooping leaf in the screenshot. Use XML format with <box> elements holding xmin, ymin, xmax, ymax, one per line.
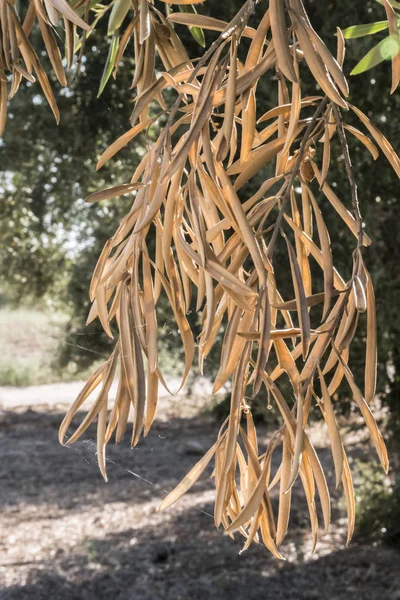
<box><xmin>350</xmin><ymin>35</ymin><xmax>400</xmax><ymax>75</ymax></box>
<box><xmin>98</xmin><ymin>34</ymin><xmax>120</xmax><ymax>97</ymax></box>
<box><xmin>341</xmin><ymin>21</ymin><xmax>388</xmax><ymax>39</ymax></box>
<box><xmin>178</xmin><ymin>4</ymin><xmax>206</xmax><ymax>47</ymax></box>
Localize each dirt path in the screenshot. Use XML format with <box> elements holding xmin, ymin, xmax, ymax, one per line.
<box><xmin>0</xmin><ymin>377</ymin><xmax>217</xmax><ymax>410</ymax></box>
<box><xmin>1</xmin><ymin>385</ymin><xmax>399</xmax><ymax>599</ymax></box>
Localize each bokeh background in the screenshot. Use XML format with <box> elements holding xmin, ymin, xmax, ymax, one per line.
<box><xmin>1</xmin><ymin>0</ymin><xmax>400</xmax><ymax>598</ymax></box>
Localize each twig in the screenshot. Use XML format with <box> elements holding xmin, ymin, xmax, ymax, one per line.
<box><xmin>332</xmin><ymin>103</ymin><xmax>364</xmax><ymax>263</ymax></box>
<box><xmin>153</xmin><ymin>0</ymin><xmax>258</xmax><ymax>167</ymax></box>
<box><xmin>267</xmin><ymin>96</ymin><xmax>329</xmax><ymax>260</ymax></box>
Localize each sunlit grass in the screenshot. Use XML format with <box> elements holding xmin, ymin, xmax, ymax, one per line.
<box><xmin>0</xmin><ymin>307</ymin><xmax>70</xmax><ymax>386</ymax></box>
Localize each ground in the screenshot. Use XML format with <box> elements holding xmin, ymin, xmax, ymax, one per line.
<box><xmin>1</xmin><ymin>382</ymin><xmax>399</xmax><ymax>600</ymax></box>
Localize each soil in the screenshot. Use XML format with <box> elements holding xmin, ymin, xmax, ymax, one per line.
<box><xmin>0</xmin><ymin>383</ymin><xmax>399</xmax><ymax>600</ymax></box>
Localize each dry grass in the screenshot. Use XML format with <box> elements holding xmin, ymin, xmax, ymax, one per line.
<box><xmin>0</xmin><ymin>308</ymin><xmax>95</xmax><ymax>386</ymax></box>
<box><xmin>0</xmin><ymin>308</ymin><xmax>66</xmax><ymax>386</ymax></box>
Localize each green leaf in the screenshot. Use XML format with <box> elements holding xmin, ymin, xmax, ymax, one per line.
<box><xmin>375</xmin><ymin>0</ymin><xmax>400</xmax><ymax>10</ymax></box>
<box><xmin>342</xmin><ymin>21</ymin><xmax>389</xmax><ymax>39</ymax></box>
<box><xmin>178</xmin><ymin>5</ymin><xmax>206</xmax><ymax>47</ymax></box>
<box><xmin>351</xmin><ymin>35</ymin><xmax>400</xmax><ymax>75</ymax></box>
<box><xmin>108</xmin><ymin>0</ymin><xmax>131</xmax><ymax>35</ymax></box>
<box><xmin>98</xmin><ymin>34</ymin><xmax>120</xmax><ymax>97</ymax></box>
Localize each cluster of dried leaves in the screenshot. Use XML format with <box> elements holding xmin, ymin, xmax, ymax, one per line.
<box><xmin>5</xmin><ymin>0</ymin><xmax>399</xmax><ymax>557</ymax></box>
<box><xmin>0</xmin><ymin>0</ymin><xmax>91</xmax><ymax>132</ymax></box>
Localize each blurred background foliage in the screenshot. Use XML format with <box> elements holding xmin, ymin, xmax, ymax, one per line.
<box><xmin>1</xmin><ymin>0</ymin><xmax>399</xmax><ymax>545</ymax></box>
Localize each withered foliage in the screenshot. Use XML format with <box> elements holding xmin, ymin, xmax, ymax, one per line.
<box><xmin>3</xmin><ymin>0</ymin><xmax>399</xmax><ymax>557</ymax></box>
<box><xmin>0</xmin><ymin>0</ymin><xmax>90</xmax><ymax>131</ymax></box>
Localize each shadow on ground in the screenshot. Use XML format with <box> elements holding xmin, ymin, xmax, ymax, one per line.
<box><xmin>4</xmin><ymin>507</ymin><xmax>400</xmax><ymax>600</ymax></box>
<box><xmin>0</xmin><ymin>407</ymin><xmax>220</xmax><ymax>510</ymax></box>
<box><xmin>1</xmin><ymin>407</ymin><xmax>399</xmax><ymax>600</ymax></box>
